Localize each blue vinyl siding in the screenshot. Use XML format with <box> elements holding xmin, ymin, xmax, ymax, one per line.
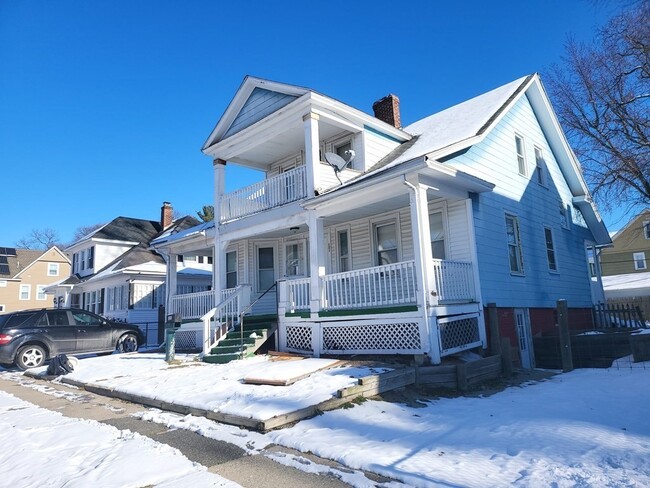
<box><xmin>446</xmin><ymin>94</ymin><xmax>595</xmax><ymax>308</ymax></box>
<box><xmin>224</xmin><ymin>87</ymin><xmax>297</xmax><ymax>139</ymax></box>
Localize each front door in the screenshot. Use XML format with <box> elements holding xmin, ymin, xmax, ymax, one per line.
<box><xmin>514</xmin><ymin>308</ymin><xmax>534</xmax><ymax>369</ymax></box>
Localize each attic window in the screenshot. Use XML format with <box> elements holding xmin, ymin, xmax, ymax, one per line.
<box><xmin>644</xmin><ymin>221</ymin><xmax>650</xmax><ymax>239</ymax></box>
<box><xmin>515</xmin><ymin>134</ymin><xmax>526</xmax><ymax>176</ymax></box>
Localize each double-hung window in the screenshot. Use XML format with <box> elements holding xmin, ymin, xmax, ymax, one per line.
<box><xmin>226</xmin><ymin>251</ymin><xmax>237</xmax><ymax>288</ymax></box>
<box><xmin>515</xmin><ymin>134</ymin><xmax>526</xmax><ymax>176</ymax></box>
<box><xmin>374</xmin><ymin>221</ymin><xmax>398</xmax><ymax>266</ymax></box>
<box><xmin>505</xmin><ymin>214</ymin><xmax>524</xmax><ymax>274</ymax></box>
<box><xmin>36</xmin><ymin>285</ymin><xmax>47</xmax><ymax>301</ymax></box>
<box><xmin>337</xmin><ymin>229</ymin><xmax>350</xmax><ymax>272</ymax></box>
<box><xmin>534</xmin><ymin>146</ymin><xmax>546</xmax><ymax>186</ymax></box>
<box><xmin>429</xmin><ymin>211</ymin><xmax>446</xmax><ymax>260</ymax></box>
<box><xmin>48</xmin><ymin>263</ymin><xmax>59</xmax><ymax>276</ymax></box>
<box><xmin>634</xmin><ymin>252</ymin><xmax>647</xmax><ymax>271</ymax></box>
<box><xmin>644</xmin><ymin>221</ymin><xmax>650</xmax><ymax>240</ymax></box>
<box><xmin>544</xmin><ymin>227</ymin><xmax>557</xmax><ymax>272</ymax></box>
<box><xmin>19</xmin><ymin>284</ymin><xmax>30</xmax><ymax>300</ymax></box>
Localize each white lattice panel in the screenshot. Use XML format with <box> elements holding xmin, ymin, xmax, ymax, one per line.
<box><xmin>285</xmin><ymin>325</ymin><xmax>313</xmax><ymax>352</ymax></box>
<box><xmin>438</xmin><ymin>313</ymin><xmax>481</xmax><ymax>356</ymax></box>
<box><xmin>322</xmin><ymin>321</ymin><xmax>422</xmax><ymax>354</ymax></box>
<box><xmin>174</xmin><ymin>329</ymin><xmax>200</xmax><ymax>350</ymax></box>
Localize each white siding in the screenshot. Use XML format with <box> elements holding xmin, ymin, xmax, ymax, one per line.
<box><xmin>363</xmin><ymin>129</ymin><xmax>401</xmax><ymax>172</ymax></box>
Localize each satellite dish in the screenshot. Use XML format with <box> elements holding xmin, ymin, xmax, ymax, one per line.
<box><xmin>324</xmin><ymin>149</ymin><xmax>355</xmax><ymax>172</ymax></box>
<box><xmin>324</xmin><ymin>152</ymin><xmax>348</xmax><ymax>172</ymax></box>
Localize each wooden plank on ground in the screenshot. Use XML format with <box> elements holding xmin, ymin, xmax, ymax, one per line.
<box><xmin>243</xmin><ymin>358</ymin><xmax>345</xmax><ymax>386</ymax></box>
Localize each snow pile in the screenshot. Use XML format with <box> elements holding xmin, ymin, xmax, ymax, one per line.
<box><xmin>0</xmin><ymin>390</ymin><xmax>239</xmax><ymax>488</ymax></box>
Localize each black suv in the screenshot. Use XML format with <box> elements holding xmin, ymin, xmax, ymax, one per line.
<box><xmin>0</xmin><ymin>308</ymin><xmax>145</xmax><ymax>370</ymax></box>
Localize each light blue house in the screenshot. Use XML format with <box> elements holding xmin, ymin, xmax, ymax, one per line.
<box><xmin>152</xmin><ymin>74</ymin><xmax>610</xmax><ymax>367</ymax></box>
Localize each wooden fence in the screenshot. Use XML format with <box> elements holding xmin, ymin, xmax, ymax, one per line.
<box><xmin>415</xmin><ymin>355</ymin><xmax>502</xmax><ymax>391</ymax></box>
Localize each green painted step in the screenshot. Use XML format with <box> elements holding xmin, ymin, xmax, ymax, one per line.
<box><xmin>211</xmin><ymin>344</ymin><xmax>247</xmax><ymax>354</ymax></box>
<box><xmin>203</xmin><ymin>353</ymin><xmax>244</xmax><ymax>364</ymax></box>
<box><xmin>218</xmin><ymin>337</ymin><xmax>257</xmax><ymax>347</ymax></box>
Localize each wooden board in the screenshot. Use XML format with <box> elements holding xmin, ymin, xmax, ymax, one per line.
<box><xmin>243</xmin><ymin>358</ymin><xmax>344</xmax><ymax>386</ymax></box>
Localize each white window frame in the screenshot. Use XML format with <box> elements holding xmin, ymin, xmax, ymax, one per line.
<box><xmin>505</xmin><ymin>213</ymin><xmax>524</xmax><ymax>275</ymax></box>
<box><xmin>515</xmin><ymin>133</ymin><xmax>527</xmax><ymax>176</ymax></box>
<box><xmin>371</xmin><ymin>214</ymin><xmax>401</xmax><ymax>266</ymax></box>
<box><xmin>48</xmin><ymin>262</ymin><xmax>59</xmax><ymax>276</ymax></box>
<box><xmin>633</xmin><ymin>252</ymin><xmax>647</xmax><ymax>271</ymax></box>
<box><xmin>534</xmin><ymin>146</ymin><xmax>546</xmax><ymax>187</ymax></box>
<box><xmin>254</xmin><ymin>242</ymin><xmax>278</xmax><ymax>293</ymax></box>
<box><xmin>283</xmin><ymin>239</ymin><xmax>306</xmax><ymax>278</ymax></box>
<box><xmin>225</xmin><ymin>250</ymin><xmax>238</xmax><ymax>289</ymax></box>
<box><xmin>429</xmin><ymin>207</ymin><xmax>449</xmax><ymax>260</ymax></box>
<box><xmin>644</xmin><ymin>221</ymin><xmax>650</xmax><ymax>240</ymax></box>
<box><xmin>334</xmin><ymin>225</ymin><xmax>352</xmax><ymax>273</ymax></box>
<box><xmin>543</xmin><ymin>226</ymin><xmax>558</xmax><ymax>272</ymax></box>
<box><xmin>325</xmin><ymin>133</ymin><xmax>357</xmax><ymax>171</ymax></box>
<box><xmin>36</xmin><ymin>284</ymin><xmax>47</xmax><ymax>301</ymax></box>
<box><xmin>19</xmin><ymin>284</ymin><xmax>31</xmax><ymax>301</ymax></box>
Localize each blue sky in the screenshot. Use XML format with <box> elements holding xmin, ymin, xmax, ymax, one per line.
<box><xmin>0</xmin><ymin>0</ymin><xmax>624</xmax><ymax>247</ymax></box>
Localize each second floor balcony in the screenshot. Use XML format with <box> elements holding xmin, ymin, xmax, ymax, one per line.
<box><xmin>220</xmin><ymin>165</ymin><xmax>307</xmax><ymax>223</ymax></box>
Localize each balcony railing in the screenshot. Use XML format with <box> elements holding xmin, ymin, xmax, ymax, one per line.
<box><xmin>322</xmin><ymin>261</ymin><xmax>417</xmax><ymax>310</ymax></box>
<box><xmin>220</xmin><ymin>165</ymin><xmax>307</xmax><ymax>222</ymax></box>
<box><xmin>432</xmin><ymin>259</ymin><xmax>475</xmax><ymax>303</ymax></box>
<box><xmin>287</xmin><ymin>278</ymin><xmax>310</xmax><ymax>311</ymax></box>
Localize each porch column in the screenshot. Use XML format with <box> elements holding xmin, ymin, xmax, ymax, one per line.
<box><xmin>214</xmin><ymin>159</ymin><xmax>226</xmax><ymax>224</ymax></box>
<box><xmin>405</xmin><ymin>177</ymin><xmax>441</xmax><ymax>364</ymax></box>
<box><xmin>308</xmin><ymin>212</ymin><xmax>325</xmax><ymax>316</ymax></box>
<box><xmin>214</xmin><ymin>237</ymin><xmax>229</xmax><ymax>304</ymax></box>
<box><xmin>166</xmin><ymin>253</ymin><xmax>178</xmax><ymax>306</ymax></box>
<box><xmin>303</xmin><ymin>113</ymin><xmax>320</xmax><ymax>197</ymax></box>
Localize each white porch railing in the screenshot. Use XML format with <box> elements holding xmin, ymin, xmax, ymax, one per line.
<box><xmin>202</xmin><ymin>285</ymin><xmax>252</xmax><ymax>355</ymax></box>
<box><xmin>432</xmin><ymin>259</ymin><xmax>475</xmax><ymax>303</ymax></box>
<box><xmin>220</xmin><ymin>165</ymin><xmax>307</xmax><ymax>222</ymax></box>
<box><xmin>169</xmin><ymin>289</ymin><xmax>215</xmax><ymax>320</ymax></box>
<box><xmin>323</xmin><ymin>261</ymin><xmax>417</xmax><ymax>310</ymax></box>
<box><xmin>287</xmin><ymin>278</ymin><xmax>310</xmax><ymax>311</ymax></box>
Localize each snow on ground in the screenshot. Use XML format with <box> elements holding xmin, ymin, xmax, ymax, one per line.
<box><xmin>6</xmin><ymin>354</ymin><xmax>650</xmax><ymax>487</ymax></box>
<box><xmin>0</xmin><ymin>390</ymin><xmax>240</xmax><ymax>488</ymax></box>
<box><xmin>31</xmin><ymin>353</ymin><xmax>385</xmax><ymax>420</ymax></box>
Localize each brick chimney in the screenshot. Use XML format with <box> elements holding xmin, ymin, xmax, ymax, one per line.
<box><xmin>372</xmin><ymin>94</ymin><xmax>401</xmax><ymax>129</ymax></box>
<box><xmin>161</xmin><ymin>202</ymin><xmax>173</xmax><ymax>229</ymax></box>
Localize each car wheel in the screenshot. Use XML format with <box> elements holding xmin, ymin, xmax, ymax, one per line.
<box><xmin>16</xmin><ymin>344</ymin><xmax>47</xmax><ymax>370</ymax></box>
<box><xmin>117</xmin><ymin>333</ymin><xmax>139</xmax><ymax>353</ymax></box>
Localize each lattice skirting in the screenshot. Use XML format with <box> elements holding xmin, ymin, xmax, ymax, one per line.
<box><xmin>283</xmin><ymin>319</ymin><xmax>424</xmax><ymax>355</ymax></box>
<box><xmin>438</xmin><ymin>313</ymin><xmax>481</xmax><ymax>356</ymax></box>
<box><xmin>285</xmin><ymin>324</ymin><xmax>314</xmax><ymax>352</ymax></box>
<box><xmin>174</xmin><ymin>329</ymin><xmax>201</xmax><ymax>350</ymax></box>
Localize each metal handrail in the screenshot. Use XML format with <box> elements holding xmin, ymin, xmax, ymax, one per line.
<box><xmin>239</xmin><ymin>282</ymin><xmax>277</xmax><ymax>359</ymax></box>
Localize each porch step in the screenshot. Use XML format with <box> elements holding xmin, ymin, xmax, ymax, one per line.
<box><xmin>203</xmin><ymin>320</ymin><xmax>277</xmax><ymax>365</ymax></box>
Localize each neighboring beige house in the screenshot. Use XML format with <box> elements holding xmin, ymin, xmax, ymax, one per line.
<box><xmin>601</xmin><ymin>209</ymin><xmax>650</xmax><ymax>276</ymax></box>
<box><xmin>0</xmin><ymin>247</ymin><xmax>71</xmax><ymax>314</ymax></box>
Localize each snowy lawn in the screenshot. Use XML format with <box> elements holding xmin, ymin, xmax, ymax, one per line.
<box><xmin>0</xmin><ymin>390</ymin><xmax>239</xmax><ymax>488</ymax></box>
<box><xmin>31</xmin><ymin>353</ymin><xmax>386</xmax><ymax>420</ymax></box>
<box><xmin>267</xmin><ymin>359</ymin><xmax>650</xmax><ymax>487</ymax></box>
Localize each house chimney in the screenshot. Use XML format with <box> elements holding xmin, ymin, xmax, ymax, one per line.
<box><xmin>161</xmin><ymin>202</ymin><xmax>173</xmax><ymax>229</ymax></box>
<box><xmin>372</xmin><ymin>94</ymin><xmax>401</xmax><ymax>129</ymax></box>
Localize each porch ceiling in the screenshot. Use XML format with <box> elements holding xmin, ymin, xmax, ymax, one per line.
<box><xmin>228</xmin><ymin>119</ymin><xmax>351</xmax><ymax>170</ymax></box>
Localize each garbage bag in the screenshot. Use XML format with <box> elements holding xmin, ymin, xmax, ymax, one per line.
<box><xmin>46</xmin><ymin>354</ymin><xmax>76</xmax><ymax>376</ymax></box>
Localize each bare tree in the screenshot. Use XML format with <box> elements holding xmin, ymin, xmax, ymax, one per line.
<box><xmin>16</xmin><ymin>228</ymin><xmax>63</xmax><ymax>250</ymax></box>
<box><xmin>72</xmin><ymin>223</ymin><xmax>105</xmax><ymax>242</ymax></box>
<box><xmin>546</xmin><ymin>2</ymin><xmax>649</xmax><ymax>213</ymax></box>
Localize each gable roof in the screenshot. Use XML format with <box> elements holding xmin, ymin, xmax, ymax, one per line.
<box><xmin>611</xmin><ymin>209</ymin><xmax>650</xmax><ymax>241</ymax></box>
<box><xmin>6</xmin><ymin>249</ymin><xmax>42</xmax><ymax>278</ymax></box>
<box><xmin>203</xmin><ymin>77</ymin><xmax>310</xmax><ymax>150</ymax></box>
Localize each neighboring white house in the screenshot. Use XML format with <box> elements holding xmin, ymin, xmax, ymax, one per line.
<box><xmin>151</xmin><ymin>75</ymin><xmax>610</xmax><ymax>367</ymax></box>
<box><xmin>46</xmin><ymin>203</ymin><xmax>212</xmax><ymax>343</ymax></box>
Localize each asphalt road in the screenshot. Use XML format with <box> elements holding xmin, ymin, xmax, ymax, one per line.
<box><xmin>0</xmin><ymin>374</ymin><xmax>396</xmax><ymax>488</ymax></box>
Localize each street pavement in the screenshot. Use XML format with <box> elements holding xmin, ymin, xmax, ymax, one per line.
<box><xmin>0</xmin><ymin>375</ymin><xmax>394</xmax><ymax>488</ymax></box>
